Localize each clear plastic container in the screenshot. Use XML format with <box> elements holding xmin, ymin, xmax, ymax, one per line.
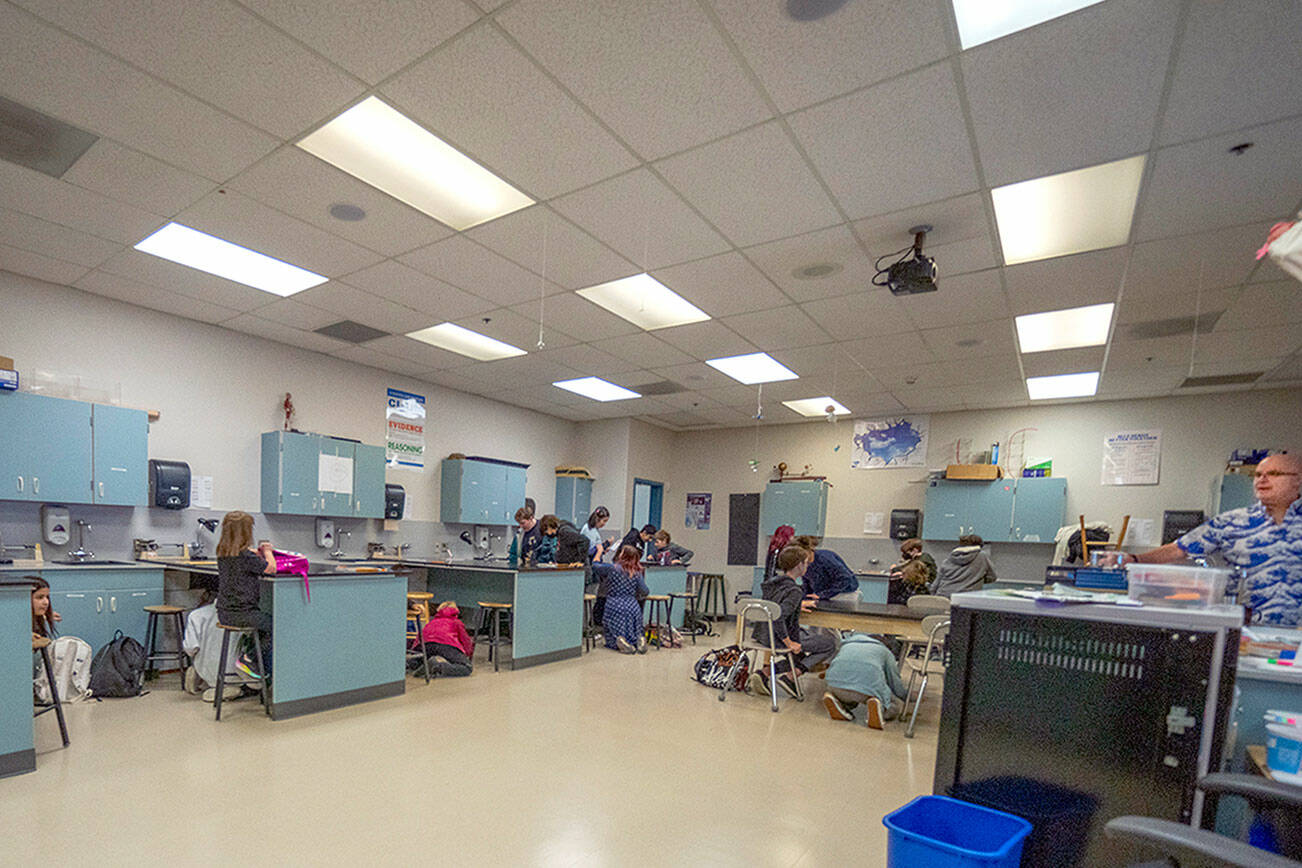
<box><xmin>1125</xmin><ymin>562</ymin><xmax>1232</xmax><ymax>607</ymax></box>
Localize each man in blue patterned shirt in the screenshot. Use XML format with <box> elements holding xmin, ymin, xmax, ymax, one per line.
<box><xmin>1119</xmin><ymin>452</ymin><xmax>1302</xmax><ymax>625</ymax></box>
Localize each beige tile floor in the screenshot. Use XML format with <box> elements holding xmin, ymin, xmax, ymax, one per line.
<box><xmin>8</xmin><ymin>641</ymin><xmax>941</xmax><ymax>866</ymax></box>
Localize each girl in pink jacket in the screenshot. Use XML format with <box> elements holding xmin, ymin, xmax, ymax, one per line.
<box><xmin>419</xmin><ymin>602</ymin><xmax>474</xmax><ymax>677</ymax></box>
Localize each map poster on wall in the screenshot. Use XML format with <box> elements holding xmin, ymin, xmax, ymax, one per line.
<box><xmin>385</xmin><ymin>388</ymin><xmax>426</xmax><ymax>471</ymax></box>
<box><xmin>1102</xmin><ymin>429</ymin><xmax>1161</xmax><ymax>486</ymax></box>
<box><xmin>852</xmin><ymin>415</ymin><xmax>930</xmax><ymax>469</ymax></box>
<box><xmin>685</xmin><ymin>493</ymin><xmax>712</xmax><ymax>530</ymax></box>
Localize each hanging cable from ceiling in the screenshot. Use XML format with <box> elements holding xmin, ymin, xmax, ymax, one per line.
<box><xmin>536</xmin><ymin>218</ymin><xmax>549</xmax><ymax>350</ymax></box>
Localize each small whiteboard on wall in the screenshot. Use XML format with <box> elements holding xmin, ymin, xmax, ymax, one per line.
<box><xmin>1102</xmin><ymin>430</ymin><xmax>1161</xmax><ymax>486</ymax></box>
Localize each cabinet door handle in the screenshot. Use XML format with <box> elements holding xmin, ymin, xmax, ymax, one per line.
<box><xmin>33</xmin><ymin>476</ymin><xmax>39</xmax><ymax>494</ymax></box>
<box><xmin>98</xmin><ymin>481</ymin><xmax>105</xmax><ymax>498</ymax></box>
<box><xmin>96</xmin><ymin>596</ymin><xmax>103</xmax><ymax>613</ymax></box>
<box><xmin>16</xmin><ymin>476</ymin><xmax>22</xmax><ymax>492</ymax></box>
<box><xmin>110</xmin><ymin>595</ymin><xmax>117</xmax><ymax>613</ymax></box>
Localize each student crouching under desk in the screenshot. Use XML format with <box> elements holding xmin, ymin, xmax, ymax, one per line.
<box><xmin>821</xmin><ymin>633</ymin><xmax>908</xmax><ymax>729</ymax></box>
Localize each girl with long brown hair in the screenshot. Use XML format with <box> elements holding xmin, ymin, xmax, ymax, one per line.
<box><xmin>602</xmin><ymin>544</ymin><xmax>650</xmax><ymax>654</ymax></box>
<box><xmin>215</xmin><ymin>511</ymin><xmax>276</xmax><ymax>678</ymax></box>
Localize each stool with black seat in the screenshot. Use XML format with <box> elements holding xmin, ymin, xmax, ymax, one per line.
<box><xmin>213</xmin><ymin>623</ymin><xmax>269</xmax><ymax>721</ymax></box>
<box><xmin>644</xmin><ymin>594</ymin><xmax>670</xmax><ymax>649</ymax></box>
<box><xmin>583</xmin><ymin>593</ymin><xmax>599</xmax><ymax>653</ymax></box>
<box><xmin>406</xmin><ymin>592</ymin><xmax>433</xmax><ymax>684</ymax></box>
<box><xmin>475</xmin><ymin>601</ymin><xmax>513</xmax><ymax>672</ymax></box>
<box><xmin>33</xmin><ymin>634</ymin><xmax>69</xmax><ymax>748</ymax></box>
<box><xmin>669</xmin><ymin>592</ymin><xmax>697</xmax><ymax>644</ymax></box>
<box><xmin>142</xmin><ymin>604</ymin><xmax>188</xmax><ymax>685</ymax></box>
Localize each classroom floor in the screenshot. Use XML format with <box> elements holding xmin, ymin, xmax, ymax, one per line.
<box><xmin>10</xmin><ymin>639</ymin><xmax>941</xmax><ymax>866</ymax></box>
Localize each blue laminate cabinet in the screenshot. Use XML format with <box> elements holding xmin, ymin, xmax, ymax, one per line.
<box><xmin>555</xmin><ymin>476</ymin><xmax>592</xmax><ymax>527</ymax></box>
<box><xmin>925</xmin><ymin>477</ymin><xmax>1067</xmax><ymax>542</ymax></box>
<box><xmin>1</xmin><ymin>584</ymin><xmax>35</xmax><ymax>777</ymax></box>
<box><xmin>443</xmin><ymin>459</ymin><xmax>526</xmax><ymax>525</ymax></box>
<box><xmin>352</xmin><ymin>443</ymin><xmax>386</xmax><ymax>518</ymax></box>
<box><xmin>759</xmin><ymin>480</ymin><xmax>828</xmax><ymax>536</ymax></box>
<box><xmin>262</xmin><ymin>431</ymin><xmax>321</xmax><ymax>515</ymax></box>
<box><xmin>42</xmin><ymin>567</ymin><xmax>164</xmax><ymax>652</ymax></box>
<box><xmin>1218</xmin><ymin>473</ymin><xmax>1255</xmax><ymax>512</ymax></box>
<box><xmin>317</xmin><ymin>436</ymin><xmax>354</xmax><ymax>517</ymax></box>
<box><xmin>0</xmin><ymin>391</ymin><xmax>92</xmax><ymax>502</ymax></box>
<box><xmin>1010</xmin><ymin>477</ymin><xmax>1068</xmax><ymax>542</ymax></box>
<box><xmin>504</xmin><ymin>465</ymin><xmax>527</xmax><ymax>523</ymax></box>
<box><xmin>924</xmin><ymin>480</ymin><xmax>971</xmax><ymax>540</ymax></box>
<box><xmin>91</xmin><ymin>403</ymin><xmax>148</xmax><ymax>505</ymax></box>
<box><xmin>970</xmin><ymin>480</ymin><xmax>1016</xmax><ymax>542</ymax></box>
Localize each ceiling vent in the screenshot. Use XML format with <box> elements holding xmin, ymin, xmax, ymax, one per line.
<box><xmin>635</xmin><ymin>380</ymin><xmax>686</xmax><ymax>396</ymax></box>
<box><xmin>1179</xmin><ymin>372</ymin><xmax>1263</xmax><ymax>389</ymax></box>
<box><xmin>1124</xmin><ymin>311</ymin><xmax>1222</xmax><ymax>340</ymax></box>
<box><xmin>0</xmin><ymin>96</ymin><xmax>99</xmax><ymax>178</ymax></box>
<box><xmin>313</xmin><ymin>320</ymin><xmax>390</xmax><ymax>343</ymax></box>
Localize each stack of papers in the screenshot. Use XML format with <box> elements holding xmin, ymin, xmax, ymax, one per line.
<box><xmin>1000</xmin><ymin>583</ymin><xmax>1144</xmax><ymax>606</ymax></box>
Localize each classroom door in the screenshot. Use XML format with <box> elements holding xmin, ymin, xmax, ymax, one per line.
<box><xmin>632</xmin><ymin>479</ymin><xmax>663</xmax><ymax>529</ymax></box>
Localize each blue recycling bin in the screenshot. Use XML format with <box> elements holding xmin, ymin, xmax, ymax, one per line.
<box><xmin>884</xmin><ymin>795</ymin><xmax>1032</xmax><ymax>868</ymax></box>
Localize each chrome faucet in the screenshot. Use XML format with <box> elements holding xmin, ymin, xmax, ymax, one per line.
<box><xmin>330</xmin><ymin>528</ymin><xmax>352</xmax><ymax>559</ymax></box>
<box><xmin>68</xmin><ymin>520</ymin><xmax>93</xmax><ymax>561</ymax></box>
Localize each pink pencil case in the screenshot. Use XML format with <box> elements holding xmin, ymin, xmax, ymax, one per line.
<box><xmin>273</xmin><ymin>550</ymin><xmax>311</xmax><ymax>601</ymax></box>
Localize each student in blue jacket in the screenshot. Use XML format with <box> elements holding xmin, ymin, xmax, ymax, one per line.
<box><xmin>822</xmin><ymin>632</ymin><xmax>908</xmax><ymax>729</ymax></box>
<box><xmin>794</xmin><ymin>535</ymin><xmax>860</xmax><ymax>602</ymax></box>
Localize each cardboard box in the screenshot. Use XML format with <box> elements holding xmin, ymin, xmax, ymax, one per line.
<box><xmin>946</xmin><ymin>463</ymin><xmax>1002</xmax><ymax>480</ymax></box>
<box><xmin>0</xmin><ymin>355</ymin><xmax>13</xmax><ymax>370</ymax></box>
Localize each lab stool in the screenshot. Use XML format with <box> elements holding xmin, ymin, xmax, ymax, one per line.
<box><xmin>142</xmin><ymin>604</ymin><xmax>188</xmax><ymax>685</ymax></box>
<box><xmin>644</xmin><ymin>595</ymin><xmax>671</xmax><ymax>649</ymax></box>
<box><xmin>583</xmin><ymin>593</ymin><xmax>600</xmax><ymax>653</ymax></box>
<box><xmin>33</xmin><ymin>635</ymin><xmax>69</xmax><ymax>748</ymax></box>
<box><xmin>406</xmin><ymin>592</ymin><xmax>433</xmax><ymax>684</ymax></box>
<box><xmin>213</xmin><ymin>624</ymin><xmax>269</xmax><ymax>721</ymax></box>
<box><xmin>475</xmin><ymin>601</ymin><xmax>513</xmax><ymax>672</ymax></box>
<box><xmin>695</xmin><ymin>573</ymin><xmax>728</xmax><ymax>621</ymax></box>
<box><xmin>669</xmin><ymin>592</ymin><xmax>697</xmax><ymax>644</ymax></box>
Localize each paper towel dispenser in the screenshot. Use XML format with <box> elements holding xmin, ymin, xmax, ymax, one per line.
<box><xmin>385</xmin><ymin>484</ymin><xmax>405</xmax><ymax>520</ymax></box>
<box><xmin>149</xmin><ymin>459</ymin><xmax>190</xmax><ymax>509</ymax></box>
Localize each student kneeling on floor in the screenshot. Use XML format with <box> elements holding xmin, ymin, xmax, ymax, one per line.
<box><xmin>822</xmin><ymin>632</ymin><xmax>907</xmax><ymax>730</ymax></box>
<box><xmin>749</xmin><ymin>545</ymin><xmax>838</xmax><ymax>698</ymax></box>
<box><xmin>417</xmin><ymin>601</ymin><xmax>474</xmax><ymax>676</ymax></box>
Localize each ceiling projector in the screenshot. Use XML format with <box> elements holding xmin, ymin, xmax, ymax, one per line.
<box><xmin>874</xmin><ymin>224</ymin><xmax>938</xmax><ymax>296</ymax></box>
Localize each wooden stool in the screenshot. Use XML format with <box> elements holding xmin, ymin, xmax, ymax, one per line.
<box><xmin>669</xmin><ymin>592</ymin><xmax>696</xmax><ymax>645</ymax></box>
<box><xmin>33</xmin><ymin>637</ymin><xmax>69</xmax><ymax>748</ymax></box>
<box><xmin>406</xmin><ymin>593</ymin><xmax>432</xmax><ymax>684</ymax></box>
<box><xmin>696</xmin><ymin>573</ymin><xmax>728</xmax><ymax>621</ymax></box>
<box><xmin>583</xmin><ymin>593</ymin><xmax>599</xmax><ymax>653</ymax></box>
<box><xmin>476</xmin><ymin>601</ymin><xmax>513</xmax><ymax>672</ymax></box>
<box><xmin>644</xmin><ymin>595</ymin><xmax>670</xmax><ymax>649</ymax></box>
<box><xmin>143</xmin><ymin>604</ymin><xmax>188</xmax><ymax>684</ymax></box>
<box><xmin>213</xmin><ymin>624</ymin><xmax>268</xmax><ymax>721</ymax></box>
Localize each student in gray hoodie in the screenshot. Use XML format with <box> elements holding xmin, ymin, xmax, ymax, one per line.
<box><xmin>930</xmin><ymin>535</ymin><xmax>997</xmax><ymax>597</ymax></box>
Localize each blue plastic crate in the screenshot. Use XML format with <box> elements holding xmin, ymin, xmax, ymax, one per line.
<box><xmin>884</xmin><ymin>795</ymin><xmax>1031</xmax><ymax>868</ymax></box>
<box><xmin>1073</xmin><ymin>568</ymin><xmax>1127</xmax><ymax>591</ymax></box>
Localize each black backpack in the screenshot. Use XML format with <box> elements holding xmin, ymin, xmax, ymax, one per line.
<box><xmin>88</xmin><ymin>630</ymin><xmax>146</xmax><ymax>698</ymax></box>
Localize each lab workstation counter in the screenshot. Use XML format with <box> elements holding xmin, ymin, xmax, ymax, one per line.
<box><xmin>2</xmin><ymin>579</ymin><xmax>39</xmax><ymax>778</ymax></box>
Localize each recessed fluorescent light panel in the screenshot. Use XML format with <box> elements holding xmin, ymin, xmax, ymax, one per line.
<box><xmin>406</xmin><ymin>323</ymin><xmax>526</xmax><ymax>361</ymax></box>
<box><xmin>553</xmin><ymin>376</ymin><xmax>641</xmax><ymax>402</ymax></box>
<box><xmin>992</xmin><ymin>155</ymin><xmax>1145</xmax><ymax>266</ymax></box>
<box><xmin>706</xmin><ymin>352</ymin><xmax>799</xmax><ymax>385</ymax></box>
<box><xmin>133</xmin><ymin>222</ymin><xmax>327</xmax><ymax>296</ymax></box>
<box><xmin>783</xmin><ymin>397</ymin><xmax>851</xmax><ymax>417</ymax></box>
<box><xmin>952</xmin><ymin>0</ymin><xmax>1105</xmax><ymax>49</ymax></box>
<box><xmin>1026</xmin><ymin>371</ymin><xmax>1099</xmax><ymax>400</ymax></box>
<box><xmin>297</xmin><ymin>96</ymin><xmax>534</xmax><ymax>231</ymax></box>
<box><xmin>575</xmin><ymin>273</ymin><xmax>710</xmax><ymax>330</ymax></box>
<box><xmin>1015</xmin><ymin>303</ymin><xmax>1115</xmax><ymax>353</ymax></box>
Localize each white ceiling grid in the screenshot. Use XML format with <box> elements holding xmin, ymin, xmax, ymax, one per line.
<box><xmin>0</xmin><ymin>0</ymin><xmax>1297</xmax><ymax>431</ymax></box>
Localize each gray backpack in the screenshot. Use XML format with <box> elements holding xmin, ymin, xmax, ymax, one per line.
<box><xmin>88</xmin><ymin>631</ymin><xmax>146</xmax><ymax>698</ymax></box>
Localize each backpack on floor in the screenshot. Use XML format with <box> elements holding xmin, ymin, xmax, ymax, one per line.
<box><xmin>34</xmin><ymin>635</ymin><xmax>93</xmax><ymax>704</ymax></box>
<box><xmin>88</xmin><ymin>631</ymin><xmax>146</xmax><ymax>698</ymax></box>
<box><xmin>692</xmin><ymin>644</ymin><xmax>750</xmax><ymax>691</ymax></box>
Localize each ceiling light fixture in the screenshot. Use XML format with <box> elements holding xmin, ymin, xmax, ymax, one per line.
<box><xmin>553</xmin><ymin>376</ymin><xmax>641</xmax><ymax>402</ymax></box>
<box><xmin>782</xmin><ymin>396</ymin><xmax>850</xmax><ymax>417</ymax></box>
<box><xmin>1026</xmin><ymin>371</ymin><xmax>1099</xmax><ymax>400</ymax></box>
<box><xmin>133</xmin><ymin>222</ymin><xmax>328</xmax><ymax>296</ymax></box>
<box><xmin>991</xmin><ymin>155</ymin><xmax>1145</xmax><ymax>265</ymax></box>
<box><xmin>952</xmin><ymin>0</ymin><xmax>1105</xmax><ymax>49</ymax></box>
<box><xmin>406</xmin><ymin>322</ymin><xmax>527</xmax><ymax>360</ymax></box>
<box><xmin>576</xmin><ymin>273</ymin><xmax>710</xmax><ymax>330</ymax></box>
<box><xmin>297</xmin><ymin>96</ymin><xmax>534</xmax><ymax>231</ymax></box>
<box><xmin>706</xmin><ymin>352</ymin><xmax>799</xmax><ymax>385</ymax></box>
<box><xmin>1015</xmin><ymin>302</ymin><xmax>1115</xmax><ymax>353</ymax></box>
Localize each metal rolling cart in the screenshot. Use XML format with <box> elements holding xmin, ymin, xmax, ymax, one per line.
<box><xmin>934</xmin><ymin>591</ymin><xmax>1242</xmax><ymax>867</ymax></box>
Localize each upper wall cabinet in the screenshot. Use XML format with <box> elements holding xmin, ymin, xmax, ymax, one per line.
<box><xmin>442</xmin><ymin>458</ymin><xmax>528</xmax><ymax>525</ymax></box>
<box><xmin>0</xmin><ymin>391</ymin><xmax>147</xmax><ymax>506</ymax></box>
<box><xmin>760</xmin><ymin>480</ymin><xmax>829</xmax><ymax>537</ymax></box>
<box><xmin>923</xmin><ymin>477</ymin><xmax>1066</xmax><ymax>542</ymax></box>
<box><xmin>555</xmin><ymin>475</ymin><xmax>593</xmax><ymax>528</ymax></box>
<box><xmin>261</xmin><ymin>432</ymin><xmax>386</xmax><ymax>518</ymax></box>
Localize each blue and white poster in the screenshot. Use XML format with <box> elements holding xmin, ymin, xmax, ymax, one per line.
<box><xmin>851</xmin><ymin>415</ymin><xmax>930</xmax><ymax>469</ymax></box>
<box><xmin>385</xmin><ymin>388</ymin><xmax>426</xmax><ymax>471</ymax></box>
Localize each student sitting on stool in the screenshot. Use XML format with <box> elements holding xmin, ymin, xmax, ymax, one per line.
<box><xmin>822</xmin><ymin>632</ymin><xmax>908</xmax><ymax>729</ymax></box>
<box><xmin>748</xmin><ymin>545</ymin><xmax>838</xmax><ymax>698</ymax></box>
<box><xmin>649</xmin><ymin>530</ymin><xmax>693</xmax><ymax>565</ymax></box>
<box><xmin>215</xmin><ymin>511</ymin><xmax>276</xmax><ymax>679</ymax></box>
<box><xmin>418</xmin><ymin>601</ymin><xmax>474</xmax><ymax>677</ymax></box>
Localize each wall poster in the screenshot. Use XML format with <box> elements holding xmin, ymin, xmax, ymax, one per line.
<box><xmin>386</xmin><ymin>388</ymin><xmax>426</xmax><ymax>470</ymax></box>
<box><xmin>685</xmin><ymin>493</ymin><xmax>712</xmax><ymax>530</ymax></box>
<box><xmin>851</xmin><ymin>415</ymin><xmax>930</xmax><ymax>469</ymax></box>
<box><xmin>1102</xmin><ymin>429</ymin><xmax>1161</xmax><ymax>486</ymax></box>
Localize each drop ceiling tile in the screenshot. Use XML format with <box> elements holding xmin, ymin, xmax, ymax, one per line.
<box><xmin>548</xmin><ymin>404</ymin><xmax>604</xmax><ymax>421</ymax></box>
<box><xmin>697</xmin><ymin>384</ymin><xmax>761</xmax><ymax>407</ymax></box>
<box><xmin>1160</xmin><ymin>0</ymin><xmax>1302</xmax><ymax>145</ymax></box>
<box><xmin>935</xmin><ymin>354</ymin><xmax>1023</xmax><ymax>386</ymax></box>
<box><xmin>330</xmin><ymin>345</ymin><xmax>433</xmax><ymax>377</ymax></box>
<box><xmin>96</xmin><ymin>248</ymin><xmax>278</xmax><ymax>310</ymax></box>
<box><xmin>590</xmin><ymin>333</ymin><xmax>697</xmax><ymax>369</ymax></box>
<box><xmin>533</xmin><ymin>343</ymin><xmax>642</xmax><ymax>376</ymax></box>
<box><xmin>508</xmin><ymin>293</ymin><xmax>641</xmax><ymax>342</ymax></box>
<box><xmin>839</xmin><ymin>332</ymin><xmax>940</xmax><ymax>370</ymax></box>
<box><xmin>901</xmin><ymin>269</ymin><xmax>1009</xmax><ymax>331</ymax></box>
<box><xmin>722</xmin><ymin>305</ymin><xmax>833</xmax><ymax>350</ymax></box>
<box><xmin>0</xmin><ymin>3</ymin><xmax>277</xmax><ymax>179</ymax></box>
<box><xmin>578</xmin><ymin>396</ymin><xmax>674</xmax><ymax>418</ymax></box>
<box><xmin>650</xmin><ymin>251</ymin><xmax>790</xmax><ymax>317</ymax></box>
<box><xmin>1105</xmin><ymin>335</ymin><xmax>1193</xmax><ymax>370</ymax></box>
<box><xmin>466</xmin><ymin>206</ymin><xmax>635</xmax><ymax>290</ymax></box>
<box><xmin>382</xmin><ymin>23</ymin><xmax>638</xmax><ymax>200</ymax></box>
<box><xmin>923</xmin><ymin>234</ymin><xmax>1000</xmax><ymax>279</ymax></box>
<box><xmin>1115</xmin><ymin>287</ymin><xmax>1239</xmax><ymax>326</ymax></box>
<box><xmin>1193</xmin><ymin>326</ymin><xmax>1302</xmax><ymax>364</ymax></box>
<box><xmin>709</xmin><ymin>0</ymin><xmax>950</xmax><ymax>113</ymax></box>
<box><xmin>960</xmin><ymin>0</ymin><xmax>1178</xmax><ymax>185</ymax></box>
<box><xmin>451</xmin><ymin>307</ymin><xmax>578</xmax><ymax>351</ymax></box>
<box><xmin>1125</xmin><ymin>224</ymin><xmax>1266</xmax><ymax>298</ymax></box>
<box><xmin>0</xmin><ymin>244</ymin><xmax>91</xmax><ymax>286</ymax></box>
<box><xmin>768</xmin><ymin>344</ymin><xmax>868</xmax><ymax>380</ymax></box>
<box><xmin>456</xmin><ymin>354</ymin><xmax>582</xmax><ymax>387</ymax></box>
<box><xmin>177</xmin><ymin>189</ymin><xmax>383</xmax><ymax>277</ymax></box>
<box><xmin>961</xmin><ymin>381</ymin><xmax>1029</xmax><ymax>408</ymax></box>
<box><xmin>418</xmin><ymin>368</ymin><xmax>488</xmax><ymax>395</ymax></box>
<box><xmin>74</xmin><ymin>270</ymin><xmax>241</xmax><ymax>324</ymax></box>
<box><xmin>651</xmin><ymin>362</ymin><xmax>743</xmax><ymax>391</ymax></box>
<box><xmin>1003</xmin><ymin>247</ymin><xmax>1128</xmax><ymax>315</ymax></box>
<box><xmin>798</xmin><ymin>290</ymin><xmax>914</xmax><ymax>341</ymax></box>
<box><xmin>237</xmin><ymin>0</ymin><xmax>481</xmax><ymax>85</ymax></box>
<box><xmin>13</xmin><ymin>0</ymin><xmax>365</xmax><ymax>139</ymax></box>
<box><xmin>656</xmin><ymin>121</ymin><xmax>843</xmax><ymax>248</ymax></box>
<box><xmin>1019</xmin><ymin>347</ymin><xmax>1106</xmax><ymax>377</ymax></box>
<box><xmin>339</xmin><ymin>260</ymin><xmax>493</xmax><ymax>321</ymax></box>
<box><xmin>742</xmin><ymin>225</ymin><xmax>876</xmax><ymax>302</ymax></box>
<box><xmin>920</xmin><ymin>319</ymin><xmax>1017</xmax><ymax>360</ymax></box>
<box><xmin>222</xmin><ymin>314</ymin><xmax>348</xmax><ymax>354</ymax></box>
<box><xmin>1186</xmin><ymin>357</ymin><xmax>1282</xmax><ymax>379</ymax></box>
<box><xmin>1136</xmin><ymin>115</ymin><xmax>1302</xmax><ymax>242</ymax></box>
<box><xmin>1098</xmin><ymin>365</ymin><xmax>1185</xmax><ymax>396</ymax></box>
<box><xmin>0</xmin><ymin>207</ymin><xmax>123</xmax><ymax>268</ymax></box>
<box><xmin>653</xmin><ymin>321</ymin><xmax>756</xmax><ymax>360</ymax></box>
<box><xmin>788</xmin><ymin>63</ymin><xmax>979</xmax><ymax>220</ymax></box>
<box><xmin>400</xmin><ymin>235</ymin><xmax>544</xmax><ymax>306</ymax></box>
<box><xmin>644</xmin><ymin>410</ymin><xmax>712</xmax><ymax>429</ymax></box>
<box><xmin>243</xmin><ymin>298</ymin><xmax>340</xmax><ymax>331</ymax></box>
<box><xmin>226</xmin><ymin>148</ymin><xmax>453</xmax><ymax>258</ymax></box>
<box><xmin>60</xmin><ymin>139</ymin><xmax>215</xmax><ymax>216</ymax></box>
<box><xmin>0</xmin><ymin>160</ymin><xmax>165</xmax><ymax>246</ymax></box>
<box><xmin>551</xmin><ymin>169</ymin><xmax>731</xmax><ymax>270</ymax></box>
<box><xmin>838</xmin><ymin>392</ymin><xmax>906</xmax><ymax>417</ymax></box>
<box><xmin>1215</xmin><ymin>281</ymin><xmax>1302</xmax><ymax>332</ymax></box>
<box><xmin>894</xmin><ymin>386</ymin><xmax>969</xmax><ymax>413</ymax></box>
<box><xmin>694</xmin><ymin>404</ymin><xmax>755</xmax><ymax>426</ymax></box>
<box><xmin>365</xmin><ymin>335</ymin><xmax>479</xmax><ymax>371</ymax></box>
<box><xmin>649</xmin><ymin>390</ymin><xmax>722</xmax><ymax>411</ymax></box>
<box><xmin>1262</xmin><ymin>355</ymin><xmax>1302</xmax><ymax>383</ymax></box>
<box><xmin>295</xmin><ymin>282</ymin><xmax>433</xmax><ymax>334</ymax></box>
<box><xmin>871</xmin><ymin>360</ymin><xmax>953</xmax><ymax>390</ymax></box>
<box><xmin>852</xmin><ymin>192</ymin><xmax>992</xmax><ymax>255</ymax></box>
<box><xmin>498</xmin><ymin>0</ymin><xmax>770</xmax><ymax>160</ymax></box>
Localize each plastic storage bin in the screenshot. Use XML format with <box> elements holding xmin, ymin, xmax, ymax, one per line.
<box><xmin>1266</xmin><ymin>723</ymin><xmax>1302</xmax><ymax>775</ymax></box>
<box><xmin>1073</xmin><ymin>568</ymin><xmax>1127</xmax><ymax>592</ymax></box>
<box><xmin>1125</xmin><ymin>563</ymin><xmax>1231</xmax><ymax>607</ymax></box>
<box><xmin>883</xmin><ymin>795</ymin><xmax>1032</xmax><ymax>868</ymax></box>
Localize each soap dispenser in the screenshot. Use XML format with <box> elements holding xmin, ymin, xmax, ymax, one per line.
<box><xmin>41</xmin><ymin>505</ymin><xmax>71</xmax><ymax>546</ymax></box>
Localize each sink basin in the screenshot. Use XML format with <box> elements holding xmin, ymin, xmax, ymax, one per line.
<box><xmin>48</xmin><ymin>559</ymin><xmax>137</xmax><ymax>566</ymax></box>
